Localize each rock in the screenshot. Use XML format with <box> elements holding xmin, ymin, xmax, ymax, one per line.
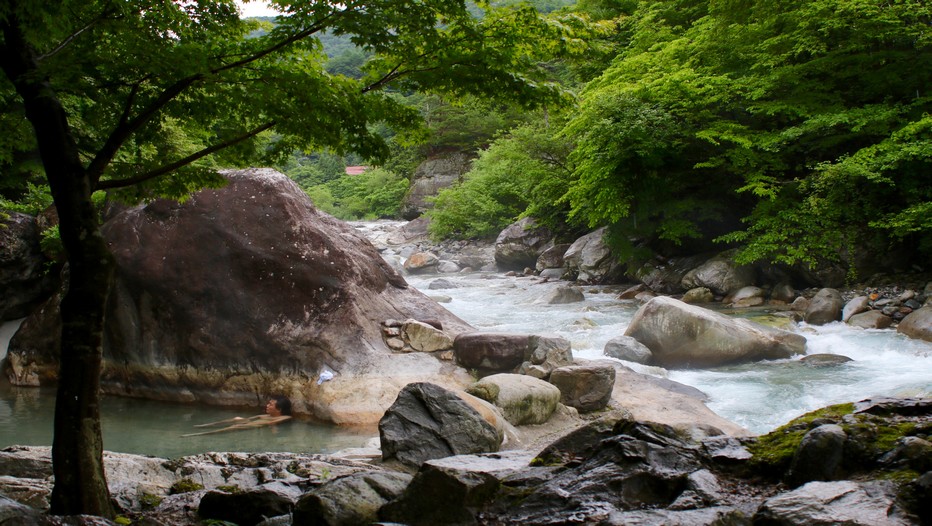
<box><xmin>701</xmin><ymin>436</ymin><xmax>753</xmax><ymax>463</ymax></box>
<box><xmin>618</xmin><ymin>283</ymin><xmax>649</xmax><ymax>300</ymax></box>
<box><xmin>0</xmin><ymin>212</ymin><xmax>58</xmax><ymax>321</ymax></box>
<box><xmin>605</xmin><ymin>507</ymin><xmax>748</xmax><ymax>525</ymax></box>
<box><xmin>754</xmin><ymin>480</ymin><xmax>913</xmax><ymax>525</ymax></box>
<box><xmin>488</xmin><ymin>421</ymin><xmax>709</xmax><ymax>524</ymax></box>
<box><xmin>790</xmin><ymin>296</ymin><xmax>810</xmax><ymax>312</ymax></box>
<box><xmin>603</xmin><ymin>335</ymin><xmax>653</xmax><ymax>364</ymax></box>
<box><xmin>805</xmin><ymin>288</ymin><xmax>844</xmax><ymax>325</ymax></box>
<box><xmin>637</xmin><ymin>254</ymin><xmax>711</xmax><ymax>294</ymax></box>
<box><xmin>847</xmin><ymin>310</ymin><xmax>893</xmax><ymax>329</ymax></box>
<box><xmin>801</xmin><ymin>354</ymin><xmax>853</xmax><ymax>367</ymax></box>
<box><xmin>897</xmin><ymin>306</ymin><xmax>932</xmax><ymax>342</ymax></box>
<box><xmin>403</xmin><ymin>251</ymin><xmax>440</xmax><ymax>273</ymax></box>
<box><xmin>538</xmin><ymin>268</ymin><xmax>564</xmax><ymax>280</ymax></box>
<box><xmin>786</xmin><ymin>424</ymin><xmax>847</xmax><ymax>487</ymax></box>
<box><xmin>437</xmin><ymin>260</ymin><xmax>461</xmax><ymax>273</ymax></box>
<box><xmin>427</xmin><ymin>278</ymin><xmax>460</xmax><ymax>290</ymax></box>
<box><xmin>771</xmin><ymin>282</ymin><xmax>797</xmax><ymax>303</ymax></box>
<box><xmin>453</xmin><ymin>332</ymin><xmax>531</xmax><ymax>372</ymax></box>
<box><xmin>728</xmin><ymin>286</ymin><xmax>765</xmax><ymax>307</ymax></box>
<box><xmin>681</xmin><ymin>251</ymin><xmax>756</xmax><ymax>296</ymax></box>
<box><xmin>843</xmin><ymin>296</ymin><xmax>872</xmax><ymax>322</ymax></box>
<box><xmin>466</xmin><ymin>374</ymin><xmax>561</xmax><ymax>425</ymax></box>
<box><xmin>543</xmin><ymin>285</ymin><xmax>584</xmax><ymax>304</ymax></box>
<box><xmin>198</xmin><ymin>488</ymin><xmax>293</xmax><ymax>526</ymax></box>
<box><xmin>292</xmin><ymin>471</ymin><xmax>412</xmax><ymax>526</ymax></box>
<box><xmin>0</xmin><ymin>495</ymin><xmax>110</xmax><ymax>526</ymax></box>
<box><xmin>494</xmin><ymin>217</ymin><xmax>553</xmax><ymax>271</ymax></box>
<box><xmin>883</xmin><ymin>436</ymin><xmax>932</xmax><ymax>473</ymax></box>
<box><xmin>562</xmin><ymin>227</ymin><xmax>620</xmax><ymax>283</ymax></box>
<box><xmin>515</xmin><ymin>335</ymin><xmax>574</xmax><ymax>380</ymax></box>
<box><xmin>624</xmin><ymin>297</ymin><xmax>806</xmax><ymax>368</ymax></box>
<box><xmin>380</xmin><ymin>451</ymin><xmax>534</xmax><ymax>526</ymax></box>
<box><xmin>400</xmin><ymin>152</ymin><xmax>473</xmax><ymax>219</ymax></box>
<box><xmin>548</xmin><ymin>363</ymin><xmax>615</xmax><ymax>413</ymax></box>
<box><xmin>402</xmin><ymin>319</ymin><xmax>454</xmax><ymax>353</ymax></box>
<box><xmin>429</xmin><ymin>294</ymin><xmax>452</xmax><ymax>304</ymax></box>
<box><xmin>535</xmin><ymin>243</ymin><xmax>571</xmax><ymax>272</ymax></box>
<box><xmin>681</xmin><ymin>287</ymin><xmax>714</xmax><ymax>304</ymax></box>
<box><xmin>379</xmin><ymin>383</ymin><xmax>501</xmax><ymax>470</ymax></box>
<box><xmin>6</xmin><ymin>169</ymin><xmax>475</xmax><ymax>425</ymax></box>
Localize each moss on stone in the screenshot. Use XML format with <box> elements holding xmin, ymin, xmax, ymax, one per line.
<box><xmin>746</xmin><ymin>402</ymin><xmax>855</xmax><ymax>477</ymax></box>
<box><xmin>169</xmin><ymin>478</ymin><xmax>204</xmax><ymax>495</ymax></box>
<box><xmin>139</xmin><ymin>492</ymin><xmax>164</xmax><ymax>509</ymax></box>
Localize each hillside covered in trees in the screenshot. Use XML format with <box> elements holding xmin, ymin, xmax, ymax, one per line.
<box><xmin>278</xmin><ymin>0</ymin><xmax>931</xmax><ymax>279</ymax></box>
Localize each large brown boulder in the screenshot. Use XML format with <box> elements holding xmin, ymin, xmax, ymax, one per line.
<box><xmin>624</xmin><ymin>296</ymin><xmax>806</xmax><ymax>368</ymax></box>
<box><xmin>5</xmin><ymin>169</ymin><xmax>474</xmax><ymax>424</ymax></box>
<box><xmin>0</xmin><ymin>212</ymin><xmax>58</xmax><ymax>321</ymax></box>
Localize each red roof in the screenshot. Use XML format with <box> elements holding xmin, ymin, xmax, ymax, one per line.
<box><xmin>345</xmin><ymin>166</ymin><xmax>368</xmax><ymax>175</ymax></box>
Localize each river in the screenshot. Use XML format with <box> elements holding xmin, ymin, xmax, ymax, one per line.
<box><xmin>2</xmin><ymin>225</ymin><xmax>931</xmax><ymax>456</ymax></box>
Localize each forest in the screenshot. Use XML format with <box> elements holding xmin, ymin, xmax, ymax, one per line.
<box><xmin>275</xmin><ymin>0</ymin><xmax>932</xmax><ymax>276</ymax></box>
<box><xmin>0</xmin><ymin>0</ymin><xmax>929</xmax><ymax>519</ymax></box>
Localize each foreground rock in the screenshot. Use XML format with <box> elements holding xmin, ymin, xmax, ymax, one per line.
<box><xmin>4</xmin><ymin>397</ymin><xmax>926</xmax><ymax>525</ymax></box>
<box><xmin>624</xmin><ymin>296</ymin><xmax>807</xmax><ymax>368</ymax></box>
<box><xmin>5</xmin><ymin>169</ymin><xmax>474</xmax><ymax>424</ymax></box>
<box><xmin>378</xmin><ymin>382</ymin><xmax>502</xmax><ymax>470</ymax></box>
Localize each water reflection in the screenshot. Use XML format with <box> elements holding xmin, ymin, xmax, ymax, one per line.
<box><xmin>0</xmin><ymin>383</ymin><xmax>376</xmax><ymax>459</ymax></box>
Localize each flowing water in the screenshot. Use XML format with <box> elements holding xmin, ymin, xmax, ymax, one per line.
<box><xmin>3</xmin><ymin>222</ymin><xmax>931</xmax><ymax>457</ymax></box>
<box><xmin>400</xmin><ymin>270</ymin><xmax>932</xmax><ymax>434</ymax></box>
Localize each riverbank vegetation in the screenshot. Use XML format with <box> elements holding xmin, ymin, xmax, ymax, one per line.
<box><xmin>278</xmin><ymin>0</ymin><xmax>931</xmax><ymax>275</ymax></box>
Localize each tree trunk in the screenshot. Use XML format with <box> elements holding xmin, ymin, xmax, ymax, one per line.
<box><xmin>1</xmin><ymin>17</ymin><xmax>116</xmax><ymax>519</ymax></box>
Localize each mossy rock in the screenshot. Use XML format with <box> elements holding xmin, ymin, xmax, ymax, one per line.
<box><xmin>747</xmin><ymin>401</ymin><xmax>929</xmax><ymax>482</ymax></box>
<box><xmin>746</xmin><ymin>403</ymin><xmax>855</xmax><ymax>478</ymax></box>
<box><xmin>169</xmin><ymin>478</ymin><xmax>204</xmax><ymax>494</ymax></box>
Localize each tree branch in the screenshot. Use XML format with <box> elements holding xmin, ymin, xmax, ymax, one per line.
<box><xmin>86</xmin><ymin>7</ymin><xmax>354</xmax><ymax>186</ymax></box>
<box><xmin>95</xmin><ymin>121</ymin><xmax>276</xmax><ymax>190</ymax></box>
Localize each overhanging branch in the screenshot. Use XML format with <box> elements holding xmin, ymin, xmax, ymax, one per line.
<box><xmin>95</xmin><ymin>121</ymin><xmax>276</xmax><ymax>190</ymax></box>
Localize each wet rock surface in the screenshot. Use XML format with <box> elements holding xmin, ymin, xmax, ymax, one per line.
<box><xmin>1</xmin><ymin>396</ymin><xmax>928</xmax><ymax>525</ymax></box>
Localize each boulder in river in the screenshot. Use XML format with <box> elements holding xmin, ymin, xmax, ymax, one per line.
<box><xmin>754</xmin><ymin>480</ymin><xmax>912</xmax><ymax>526</ymax></box>
<box><xmin>542</xmin><ymin>285</ymin><xmax>584</xmax><ymax>304</ymax></box>
<box><xmin>5</xmin><ymin>169</ymin><xmax>474</xmax><ymax>424</ymax></box>
<box><xmin>562</xmin><ymin>227</ymin><xmax>620</xmax><ymax>283</ymax></box>
<box><xmin>624</xmin><ymin>296</ymin><xmax>806</xmax><ymax>368</ymax></box>
<box><xmin>843</xmin><ymin>295</ymin><xmax>872</xmax><ymax>322</ymax></box>
<box><xmin>681</xmin><ymin>251</ymin><xmax>756</xmax><ymax>296</ymax></box>
<box><xmin>897</xmin><ymin>306</ymin><xmax>932</xmax><ymax>343</ymax></box>
<box><xmin>847</xmin><ymin>310</ymin><xmax>893</xmax><ymax>330</ymax></box>
<box><xmin>494</xmin><ymin>217</ymin><xmax>553</xmax><ymax>271</ymax></box>
<box><xmin>805</xmin><ymin>288</ymin><xmax>844</xmax><ymax>325</ymax></box>
<box><xmin>603</xmin><ymin>335</ymin><xmax>653</xmax><ymax>364</ymax></box>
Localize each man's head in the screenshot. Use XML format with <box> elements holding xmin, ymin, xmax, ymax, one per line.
<box><xmin>265</xmin><ymin>395</ymin><xmax>292</xmax><ymax>417</ymax></box>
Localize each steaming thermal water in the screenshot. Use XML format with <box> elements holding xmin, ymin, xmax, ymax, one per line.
<box><xmin>402</xmin><ymin>270</ymin><xmax>932</xmax><ymax>434</ymax></box>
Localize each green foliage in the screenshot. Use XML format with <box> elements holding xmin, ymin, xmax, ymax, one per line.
<box><xmin>559</xmin><ymin>0</ymin><xmax>932</xmax><ymax>268</ymax></box>
<box><xmin>303</xmin><ymin>167</ymin><xmax>409</xmax><ymax>220</ymax></box>
<box><xmin>427</xmin><ymin>121</ymin><xmax>573</xmax><ymax>239</ymax></box>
